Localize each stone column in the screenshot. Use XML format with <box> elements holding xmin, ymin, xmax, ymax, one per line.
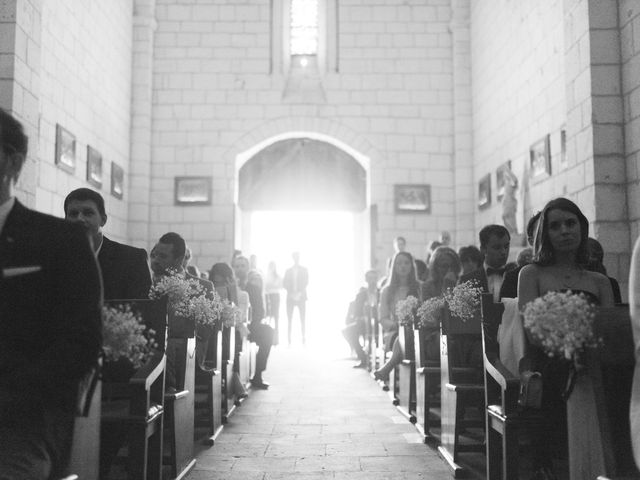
<box><xmin>0</xmin><ymin>0</ymin><xmax>42</xmax><ymax>207</ymax></box>
<box><xmin>450</xmin><ymin>0</ymin><xmax>474</xmax><ymax>245</ymax></box>
<box><xmin>128</xmin><ymin>0</ymin><xmax>157</xmax><ymax>248</ymax></box>
<box><xmin>564</xmin><ymin>0</ymin><xmax>629</xmax><ymax>296</ymax></box>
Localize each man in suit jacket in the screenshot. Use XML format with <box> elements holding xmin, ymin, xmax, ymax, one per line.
<box><xmin>499</xmin><ymin>211</ymin><xmax>541</xmax><ymax>299</ymax></box>
<box><xmin>0</xmin><ymin>108</ymin><xmax>102</xmax><ymax>478</ymax></box>
<box><xmin>64</xmin><ymin>188</ymin><xmax>151</xmax><ymax>300</ymax></box>
<box><xmin>283</xmin><ymin>251</ymin><xmax>309</xmax><ymax>345</ymax></box>
<box><xmin>459</xmin><ymin>224</ymin><xmax>511</xmax><ymax>302</ymax></box>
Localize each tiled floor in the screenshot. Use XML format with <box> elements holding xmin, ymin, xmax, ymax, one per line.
<box><xmin>186</xmin><ymin>343</ymin><xmax>452</xmax><ymax>479</ymax></box>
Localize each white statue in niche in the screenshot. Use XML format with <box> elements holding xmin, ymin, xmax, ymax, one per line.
<box><xmin>500</xmin><ymin>161</ymin><xmax>519</xmax><ymax>235</ymax></box>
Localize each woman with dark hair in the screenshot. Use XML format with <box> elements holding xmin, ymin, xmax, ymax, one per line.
<box><xmin>518</xmin><ymin>197</ymin><xmax>614</xmax><ymax>480</ymax></box>
<box><xmin>373</xmin><ymin>251</ymin><xmax>421</xmax><ymax>381</ymax></box>
<box><xmin>458</xmin><ymin>245</ymin><xmax>483</xmax><ymax>276</ymax></box>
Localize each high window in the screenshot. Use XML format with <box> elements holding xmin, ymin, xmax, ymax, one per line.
<box><xmin>290</xmin><ymin>0</ymin><xmax>319</xmax><ymax>56</ymax></box>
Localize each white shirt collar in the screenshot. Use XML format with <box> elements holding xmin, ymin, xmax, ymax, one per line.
<box><xmin>0</xmin><ymin>197</ymin><xmax>16</xmax><ymax>235</ymax></box>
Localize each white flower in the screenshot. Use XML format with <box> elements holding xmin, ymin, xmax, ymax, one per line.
<box><xmin>417</xmin><ymin>296</ymin><xmax>446</xmax><ymax>328</ymax></box>
<box><xmin>102</xmin><ymin>305</ymin><xmax>156</xmax><ymax>367</ymax></box>
<box><xmin>444</xmin><ymin>280</ymin><xmax>483</xmax><ymax>322</ymax></box>
<box><xmin>221</xmin><ymin>300</ymin><xmax>242</xmax><ymax>328</ymax></box>
<box><xmin>523</xmin><ymin>290</ymin><xmax>597</xmax><ymax>360</ymax></box>
<box><xmin>395</xmin><ymin>295</ymin><xmax>420</xmax><ymax>326</ymax></box>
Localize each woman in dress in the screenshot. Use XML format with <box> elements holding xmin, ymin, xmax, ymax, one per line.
<box><xmin>373</xmin><ymin>251</ymin><xmax>421</xmax><ymax>381</ymax></box>
<box><xmin>518</xmin><ymin>197</ymin><xmax>614</xmax><ymax>480</ymax></box>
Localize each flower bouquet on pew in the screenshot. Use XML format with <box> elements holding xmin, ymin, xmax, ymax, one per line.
<box><xmin>522</xmin><ymin>290</ymin><xmax>599</xmax><ymax>400</ymax></box>
<box><xmin>443</xmin><ymin>280</ymin><xmax>483</xmax><ymax>322</ymax></box>
<box><xmin>417</xmin><ymin>296</ymin><xmax>446</xmax><ymax>328</ymax></box>
<box><xmin>101</xmin><ymin>304</ymin><xmax>157</xmax><ymax>382</ymax></box>
<box><xmin>395</xmin><ymin>295</ymin><xmax>420</xmax><ymax>326</ymax></box>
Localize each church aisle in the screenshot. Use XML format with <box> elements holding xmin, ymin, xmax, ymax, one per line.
<box><xmin>186</xmin><ymin>344</ymin><xmax>452</xmax><ymax>479</ymax></box>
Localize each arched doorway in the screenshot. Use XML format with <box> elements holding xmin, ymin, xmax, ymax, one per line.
<box><xmin>236</xmin><ymin>136</ymin><xmax>370</xmax><ymax>350</ymax></box>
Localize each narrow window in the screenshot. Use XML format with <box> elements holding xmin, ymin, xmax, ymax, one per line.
<box><xmin>290</xmin><ymin>0</ymin><xmax>319</xmax><ymax>56</ymax></box>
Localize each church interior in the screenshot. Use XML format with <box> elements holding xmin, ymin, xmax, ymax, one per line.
<box><xmin>2</xmin><ymin>0</ymin><xmax>640</xmax><ymax>479</ymax></box>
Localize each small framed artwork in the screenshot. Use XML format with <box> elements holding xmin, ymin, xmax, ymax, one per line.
<box><xmin>86</xmin><ymin>146</ymin><xmax>103</xmax><ymax>189</ymax></box>
<box><xmin>478</xmin><ymin>174</ymin><xmax>491</xmax><ymax>209</ymax></box>
<box><xmin>55</xmin><ymin>124</ymin><xmax>76</xmax><ymax>173</ymax></box>
<box><xmin>529</xmin><ymin>134</ymin><xmax>551</xmax><ymax>179</ymax></box>
<box><xmin>495</xmin><ymin>160</ymin><xmax>511</xmax><ymax>200</ymax></box>
<box><xmin>110</xmin><ymin>162</ymin><xmax>124</xmax><ymax>199</ymax></box>
<box><xmin>394</xmin><ymin>184</ymin><xmax>431</xmax><ymax>213</ymax></box>
<box><xmin>175</xmin><ymin>176</ymin><xmax>212</xmax><ymax>206</ymax></box>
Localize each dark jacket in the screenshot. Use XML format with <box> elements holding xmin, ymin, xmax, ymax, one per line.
<box><xmin>98</xmin><ymin>236</ymin><xmax>151</xmax><ymax>300</ymax></box>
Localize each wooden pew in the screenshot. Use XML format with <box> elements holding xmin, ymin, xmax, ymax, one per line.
<box><xmin>101</xmin><ymin>298</ymin><xmax>168</xmax><ymax>480</ymax></box>
<box><xmin>414</xmin><ymin>325</ymin><xmax>441</xmax><ymax>443</ymax></box>
<box><xmin>438</xmin><ymin>305</ymin><xmax>485</xmax><ymax>477</ymax></box>
<box><xmin>480</xmin><ymin>293</ymin><xmax>545</xmax><ymax>480</ymax></box>
<box><xmin>163</xmin><ymin>326</ymin><xmax>196</xmax><ymax>478</ymax></box>
<box><xmin>368</xmin><ymin>307</ymin><xmax>381</xmax><ymax>373</ymax></box>
<box><xmin>567</xmin><ymin>305</ymin><xmax>639</xmax><ymax>480</ymax></box>
<box><xmin>194</xmin><ymin>323</ymin><xmax>223</xmax><ymax>446</ymax></box>
<box><xmin>396</xmin><ymin>324</ymin><xmax>417</xmax><ymax>423</ymax></box>
<box><xmin>221</xmin><ymin>324</ymin><xmax>236</xmax><ymax>422</ymax></box>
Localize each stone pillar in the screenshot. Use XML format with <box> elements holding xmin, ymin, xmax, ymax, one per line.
<box><xmin>128</xmin><ymin>0</ymin><xmax>157</xmax><ymax>248</ymax></box>
<box><xmin>564</xmin><ymin>0</ymin><xmax>629</xmax><ymax>297</ymax></box>
<box><xmin>450</xmin><ymin>0</ymin><xmax>474</xmax><ymax>246</ymax></box>
<box><xmin>0</xmin><ymin>0</ymin><xmax>42</xmax><ymax>207</ymax></box>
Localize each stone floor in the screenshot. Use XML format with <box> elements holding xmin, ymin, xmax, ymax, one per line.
<box><xmin>186</xmin><ymin>343</ymin><xmax>453</xmax><ymax>479</ymax></box>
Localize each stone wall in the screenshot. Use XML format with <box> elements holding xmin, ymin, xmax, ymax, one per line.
<box><xmin>149</xmin><ymin>0</ymin><xmax>461</xmax><ymax>270</ymax></box>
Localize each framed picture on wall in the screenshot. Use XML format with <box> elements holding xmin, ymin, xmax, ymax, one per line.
<box><xmin>529</xmin><ymin>134</ymin><xmax>551</xmax><ymax>179</ymax></box>
<box><xmin>394</xmin><ymin>184</ymin><xmax>431</xmax><ymax>213</ymax></box>
<box><xmin>86</xmin><ymin>146</ymin><xmax>103</xmax><ymax>189</ymax></box>
<box><xmin>55</xmin><ymin>124</ymin><xmax>76</xmax><ymax>174</ymax></box>
<box><xmin>110</xmin><ymin>162</ymin><xmax>124</xmax><ymax>199</ymax></box>
<box><xmin>495</xmin><ymin>160</ymin><xmax>511</xmax><ymax>200</ymax></box>
<box><xmin>175</xmin><ymin>176</ymin><xmax>212</xmax><ymax>206</ymax></box>
<box><xmin>478</xmin><ymin>174</ymin><xmax>491</xmax><ymax>209</ymax></box>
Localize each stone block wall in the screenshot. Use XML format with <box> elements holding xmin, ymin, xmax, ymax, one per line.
<box><xmin>149</xmin><ymin>0</ymin><xmax>462</xmax><ymax>270</ymax></box>
<box><xmin>35</xmin><ymin>0</ymin><xmax>133</xmax><ymax>240</ymax></box>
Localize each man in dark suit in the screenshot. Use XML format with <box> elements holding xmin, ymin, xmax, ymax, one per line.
<box><xmin>459</xmin><ymin>224</ymin><xmax>511</xmax><ymax>302</ymax></box>
<box><xmin>233</xmin><ymin>255</ymin><xmax>274</xmax><ymax>389</ymax></box>
<box><xmin>64</xmin><ymin>188</ymin><xmax>151</xmax><ymax>300</ymax></box>
<box><xmin>283</xmin><ymin>251</ymin><xmax>309</xmax><ymax>345</ymax></box>
<box><xmin>0</xmin><ymin>108</ymin><xmax>102</xmax><ymax>478</ymax></box>
<box><xmin>499</xmin><ymin>212</ymin><xmax>541</xmax><ymax>299</ymax></box>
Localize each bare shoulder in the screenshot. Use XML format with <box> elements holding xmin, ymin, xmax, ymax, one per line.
<box><xmin>518</xmin><ymin>263</ymin><xmax>541</xmax><ymax>279</ymax></box>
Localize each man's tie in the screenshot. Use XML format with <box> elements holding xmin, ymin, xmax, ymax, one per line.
<box><xmin>486</xmin><ymin>266</ymin><xmax>506</xmax><ymax>277</ymax></box>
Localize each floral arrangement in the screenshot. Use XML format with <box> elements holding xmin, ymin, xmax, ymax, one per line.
<box><xmin>395</xmin><ymin>295</ymin><xmax>420</xmax><ymax>326</ymax></box>
<box><xmin>417</xmin><ymin>296</ymin><xmax>446</xmax><ymax>328</ymax></box>
<box><xmin>443</xmin><ymin>280</ymin><xmax>483</xmax><ymax>322</ymax></box>
<box><xmin>522</xmin><ymin>290</ymin><xmax>597</xmax><ymax>361</ymax></box>
<box><xmin>149</xmin><ymin>270</ymin><xmax>223</xmax><ymax>328</ymax></box>
<box><xmin>221</xmin><ymin>300</ymin><xmax>242</xmax><ymax>328</ymax></box>
<box><xmin>102</xmin><ymin>305</ymin><xmax>156</xmax><ymax>368</ymax></box>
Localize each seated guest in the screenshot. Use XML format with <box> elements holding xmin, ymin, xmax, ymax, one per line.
<box><xmin>374</xmin><ymin>252</ymin><xmax>422</xmax><ymax>381</ymax></box>
<box><xmin>0</xmin><ymin>108</ymin><xmax>102</xmax><ymax>479</ymax></box>
<box><xmin>150</xmin><ymin>232</ymin><xmax>215</xmax><ymax>390</ymax></box>
<box><xmin>232</xmin><ymin>255</ymin><xmax>274</xmax><ymax>389</ymax></box>
<box><xmin>421</xmin><ymin>247</ymin><xmax>461</xmax><ymax>361</ymax></box>
<box><xmin>415</xmin><ymin>258</ymin><xmax>428</xmax><ymax>282</ymax></box>
<box><xmin>586</xmin><ymin>237</ymin><xmax>622</xmax><ymax>304</ymax></box>
<box><xmin>386</xmin><ymin>235</ymin><xmax>407</xmax><ymax>275</ymax></box>
<box><xmin>519</xmin><ymin>198</ymin><xmax>614</xmax><ymax>480</ymax></box>
<box><xmin>425</xmin><ymin>239</ymin><xmax>442</xmax><ymax>267</ymax></box>
<box><xmin>210</xmin><ymin>262</ymin><xmax>249</xmax><ymax>399</ymax></box>
<box><xmin>517</xmin><ymin>247</ymin><xmax>534</xmax><ymax>267</ymax></box>
<box><xmin>343</xmin><ymin>269</ymin><xmax>379</xmax><ymax>368</ymax></box>
<box><xmin>458</xmin><ymin>245</ymin><xmax>483</xmax><ymax>276</ymax></box>
<box><xmin>459</xmin><ymin>224</ymin><xmax>511</xmax><ymax>302</ymax></box>
<box><xmin>500</xmin><ymin>211</ymin><xmax>541</xmax><ymax>299</ymax></box>
<box><xmin>64</xmin><ymin>188</ymin><xmax>151</xmax><ymax>300</ymax></box>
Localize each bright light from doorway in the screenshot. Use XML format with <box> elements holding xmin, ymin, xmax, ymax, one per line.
<box><xmin>249</xmin><ymin>210</ymin><xmax>358</xmax><ymax>359</ymax></box>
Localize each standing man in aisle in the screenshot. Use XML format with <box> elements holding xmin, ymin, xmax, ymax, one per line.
<box><xmin>0</xmin><ymin>108</ymin><xmax>102</xmax><ymax>479</ymax></box>
<box><xmin>64</xmin><ymin>188</ymin><xmax>151</xmax><ymax>300</ymax></box>
<box><xmin>233</xmin><ymin>255</ymin><xmax>274</xmax><ymax>389</ymax></box>
<box><xmin>283</xmin><ymin>251</ymin><xmax>309</xmax><ymax>345</ymax></box>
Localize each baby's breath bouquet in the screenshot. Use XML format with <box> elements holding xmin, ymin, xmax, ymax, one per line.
<box><xmin>102</xmin><ymin>305</ymin><xmax>156</xmax><ymax>368</ymax></box>
<box><xmin>444</xmin><ymin>280</ymin><xmax>483</xmax><ymax>322</ymax></box>
<box><xmin>523</xmin><ymin>290</ymin><xmax>597</xmax><ymax>361</ymax></box>
<box><xmin>395</xmin><ymin>295</ymin><xmax>420</xmax><ymax>326</ymax></box>
<box><xmin>221</xmin><ymin>300</ymin><xmax>242</xmax><ymax>328</ymax></box>
<box><xmin>417</xmin><ymin>296</ymin><xmax>446</xmax><ymax>328</ymax></box>
<box><xmin>149</xmin><ymin>269</ymin><xmax>223</xmax><ymax>328</ymax></box>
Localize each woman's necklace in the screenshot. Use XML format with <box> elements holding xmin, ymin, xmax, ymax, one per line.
<box><xmin>556</xmin><ymin>265</ymin><xmax>584</xmax><ymax>289</ymax></box>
